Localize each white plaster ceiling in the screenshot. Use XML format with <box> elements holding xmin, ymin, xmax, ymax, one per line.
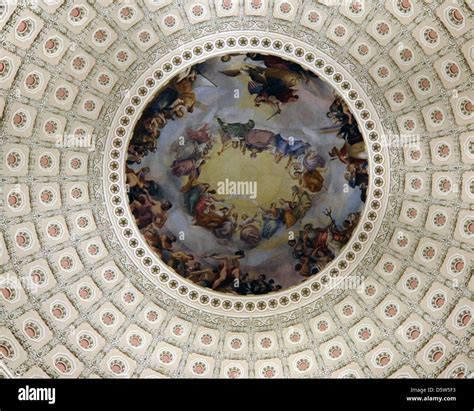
<box><xmin>0</xmin><ymin>0</ymin><xmax>472</xmax><ymax>379</ymax></box>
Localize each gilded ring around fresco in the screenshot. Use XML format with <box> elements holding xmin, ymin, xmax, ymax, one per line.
<box><xmin>104</xmin><ymin>33</ymin><xmax>389</xmax><ymax>315</ymax></box>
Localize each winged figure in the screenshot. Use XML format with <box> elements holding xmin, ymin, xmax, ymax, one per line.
<box><xmin>219</xmin><ymin>61</ymin><xmax>303</xmax><ymax>118</ymax></box>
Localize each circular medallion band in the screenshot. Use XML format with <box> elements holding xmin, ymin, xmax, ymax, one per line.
<box><xmin>103</xmin><ymin>31</ymin><xmax>390</xmax><ymax>317</ymax></box>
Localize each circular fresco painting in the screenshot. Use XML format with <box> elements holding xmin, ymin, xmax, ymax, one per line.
<box><xmin>126</xmin><ymin>53</ymin><xmax>369</xmax><ymax>295</ymax></box>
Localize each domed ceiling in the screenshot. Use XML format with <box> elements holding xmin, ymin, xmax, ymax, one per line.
<box><xmin>0</xmin><ymin>0</ymin><xmax>472</xmax><ymax>379</ymax></box>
